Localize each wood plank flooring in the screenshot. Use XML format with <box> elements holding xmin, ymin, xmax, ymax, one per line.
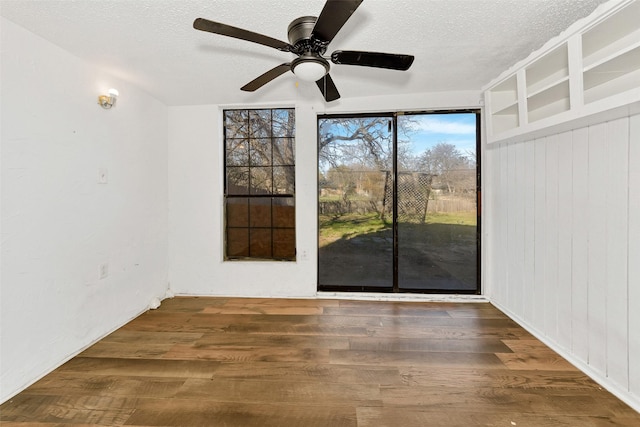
<box><xmin>2</xmin><ymin>297</ymin><xmax>639</xmax><ymax>426</ymax></box>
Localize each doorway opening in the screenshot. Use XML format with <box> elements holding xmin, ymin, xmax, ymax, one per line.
<box><xmin>317</xmin><ymin>111</ymin><xmax>480</xmax><ymax>293</ymax></box>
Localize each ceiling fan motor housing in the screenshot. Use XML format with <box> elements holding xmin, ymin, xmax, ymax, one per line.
<box><xmin>287</xmin><ymin>16</ymin><xmax>327</xmax><ymax>55</ymax></box>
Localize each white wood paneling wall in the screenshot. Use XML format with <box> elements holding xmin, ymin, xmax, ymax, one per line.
<box><xmin>485</xmin><ymin>113</ymin><xmax>640</xmax><ymax>411</ymax></box>
<box><xmin>629</xmin><ymin>114</ymin><xmax>640</xmax><ymax>397</ymax></box>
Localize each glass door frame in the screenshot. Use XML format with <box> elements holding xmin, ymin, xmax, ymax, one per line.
<box><xmin>317</xmin><ymin>109</ymin><xmax>481</xmax><ymax>294</ymax></box>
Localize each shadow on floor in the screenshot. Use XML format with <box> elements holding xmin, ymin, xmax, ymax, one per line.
<box><xmin>318</xmin><ymin>222</ymin><xmax>478</xmax><ymax>292</ymax></box>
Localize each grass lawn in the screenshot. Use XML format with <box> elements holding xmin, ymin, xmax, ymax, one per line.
<box><xmin>319</xmin><ymin>213</ymin><xmax>389</xmax><ymax>246</ymax></box>
<box><xmin>319</xmin><ymin>211</ymin><xmax>476</xmax><ymax>247</ymax></box>
<box><xmin>421</xmin><ymin>211</ymin><xmax>477</xmax><ymax>226</ymax></box>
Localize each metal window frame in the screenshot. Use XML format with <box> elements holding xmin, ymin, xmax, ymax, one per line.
<box><xmin>223</xmin><ymin>108</ymin><xmax>296</xmax><ymax>261</ymax></box>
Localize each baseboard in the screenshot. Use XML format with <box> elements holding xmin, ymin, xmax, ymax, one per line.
<box><xmin>317</xmin><ymin>291</ymin><xmax>489</xmax><ymax>303</ymax></box>
<box><xmin>1</xmin><ymin>302</ymin><xmax>155</xmax><ymax>405</ymax></box>
<box><xmin>491</xmin><ymin>300</ymin><xmax>640</xmax><ymax>414</ymax></box>
<box><xmin>172</xmin><ymin>291</ymin><xmax>489</xmax><ymax>303</ymax></box>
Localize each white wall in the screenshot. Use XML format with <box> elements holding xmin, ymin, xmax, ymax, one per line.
<box><xmin>484</xmin><ymin>112</ymin><xmax>640</xmax><ymax>411</ymax></box>
<box><xmin>0</xmin><ymin>18</ymin><xmax>169</xmax><ymax>402</ymax></box>
<box><xmin>167</xmin><ymin>92</ymin><xmax>481</xmax><ymax>297</ymax></box>
<box><xmin>167</xmin><ymin>103</ymin><xmax>319</xmax><ymax>297</ymax></box>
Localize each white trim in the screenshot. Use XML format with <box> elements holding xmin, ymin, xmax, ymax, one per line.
<box><xmin>170</xmin><ymin>292</ymin><xmax>488</xmax><ymax>303</ymax></box>
<box><xmin>316</xmin><ymin>292</ymin><xmax>488</xmax><ymax>303</ymax></box>
<box><xmin>492</xmin><ymin>299</ymin><xmax>640</xmax><ymax>414</ymax></box>
<box><xmin>1</xmin><ymin>304</ymin><xmax>153</xmax><ymax>404</ymax></box>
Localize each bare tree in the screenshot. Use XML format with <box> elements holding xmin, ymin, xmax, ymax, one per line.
<box><xmin>318</xmin><ymin>117</ymin><xmax>418</xmax><ymax>171</ymax></box>
<box><xmin>417</xmin><ymin>142</ymin><xmax>475</xmax><ymax>194</ymax></box>
<box><xmin>224</xmin><ymin>109</ymin><xmax>296</xmax><ymax>194</ymax></box>
<box><xmin>319</xmin><ymin>117</ymin><xmax>392</xmax><ymax>171</ymax></box>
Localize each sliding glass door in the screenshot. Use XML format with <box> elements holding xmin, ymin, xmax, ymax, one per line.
<box><xmin>396</xmin><ymin>113</ymin><xmax>479</xmax><ymax>292</ymax></box>
<box><xmin>317</xmin><ymin>116</ymin><xmax>394</xmax><ymax>290</ymax></box>
<box><xmin>318</xmin><ymin>111</ymin><xmax>480</xmax><ymax>293</ymax></box>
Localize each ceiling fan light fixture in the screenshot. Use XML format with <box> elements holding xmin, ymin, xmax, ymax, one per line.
<box><xmin>292</xmin><ymin>56</ymin><xmax>329</xmax><ymax>82</ymax></box>
<box><xmin>194</xmin><ymin>0</ymin><xmax>412</xmax><ymax>102</ymax></box>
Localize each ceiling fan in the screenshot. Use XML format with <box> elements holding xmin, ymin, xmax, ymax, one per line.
<box><xmin>193</xmin><ymin>0</ymin><xmax>414</xmax><ymax>102</ymax></box>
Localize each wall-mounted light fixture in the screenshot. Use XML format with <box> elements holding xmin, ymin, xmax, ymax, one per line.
<box><xmin>98</xmin><ymin>88</ymin><xmax>119</xmax><ymax>109</ymax></box>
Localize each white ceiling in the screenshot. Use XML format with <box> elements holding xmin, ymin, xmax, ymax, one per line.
<box><xmin>0</xmin><ymin>0</ymin><xmax>609</xmax><ymax>106</ymax></box>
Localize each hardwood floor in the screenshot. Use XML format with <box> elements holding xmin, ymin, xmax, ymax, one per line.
<box><xmin>2</xmin><ymin>297</ymin><xmax>639</xmax><ymax>426</ymax></box>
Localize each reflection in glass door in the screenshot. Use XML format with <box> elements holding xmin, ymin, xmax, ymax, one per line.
<box><xmin>318</xmin><ymin>112</ymin><xmax>479</xmax><ymax>293</ymax></box>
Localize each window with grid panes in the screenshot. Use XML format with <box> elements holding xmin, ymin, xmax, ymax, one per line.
<box><xmin>224</xmin><ymin>109</ymin><xmax>296</xmax><ymax>260</ymax></box>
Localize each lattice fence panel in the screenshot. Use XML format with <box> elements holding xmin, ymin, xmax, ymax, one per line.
<box><xmin>382</xmin><ymin>172</ymin><xmax>434</xmax><ymax>223</ymax></box>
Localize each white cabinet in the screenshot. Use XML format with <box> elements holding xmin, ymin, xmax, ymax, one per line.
<box><xmin>484</xmin><ymin>0</ymin><xmax>640</xmax><ymax>143</ymax></box>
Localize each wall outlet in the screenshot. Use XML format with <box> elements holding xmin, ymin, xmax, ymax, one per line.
<box><xmin>300</xmin><ymin>250</ymin><xmax>308</xmax><ymax>261</ymax></box>
<box><xmin>99</xmin><ymin>263</ymin><xmax>109</xmax><ymax>279</ymax></box>
<box><xmin>98</xmin><ymin>168</ymin><xmax>108</xmax><ymax>184</ymax></box>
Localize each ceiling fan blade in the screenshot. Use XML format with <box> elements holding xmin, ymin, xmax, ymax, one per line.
<box><xmin>241</xmin><ymin>63</ymin><xmax>292</xmax><ymax>92</ymax></box>
<box><xmin>316</xmin><ymin>73</ymin><xmax>340</xmax><ymax>102</ymax></box>
<box><xmin>194</xmin><ymin>18</ymin><xmax>293</xmax><ymax>52</ymax></box>
<box><xmin>331</xmin><ymin>50</ymin><xmax>415</xmax><ymax>70</ymax></box>
<box><xmin>311</xmin><ymin>0</ymin><xmax>363</xmax><ymax>44</ymax></box>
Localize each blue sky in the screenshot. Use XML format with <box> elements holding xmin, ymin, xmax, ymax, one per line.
<box><xmin>399</xmin><ymin>113</ymin><xmax>477</xmax><ymax>157</ymax></box>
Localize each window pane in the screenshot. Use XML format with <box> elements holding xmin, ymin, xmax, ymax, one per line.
<box><xmin>273</xmin><ymin>228</ymin><xmax>295</xmax><ymax>258</ymax></box>
<box><xmin>227</xmin><ymin>167</ymin><xmax>250</xmax><ymax>194</ymax></box>
<box><xmin>249</xmin><ymin>138</ymin><xmax>272</xmax><ymax>166</ymax></box>
<box><xmin>318</xmin><ymin>116</ymin><xmax>393</xmax><ymax>289</ymax></box>
<box><xmin>273</xmin><ymin>198</ymin><xmax>295</xmax><ymax>228</ymax></box>
<box><xmin>226</xmin><ymin>139</ymin><xmax>249</xmax><ymax>166</ymax></box>
<box><xmin>226</xmin><ymin>198</ymin><xmax>249</xmax><ymax>227</ymax></box>
<box><xmin>273</xmin><ymin>137</ymin><xmax>295</xmax><ymax>166</ymax></box>
<box><xmin>227</xmin><ymin>228</ymin><xmax>249</xmax><ymax>257</ymax></box>
<box><xmin>249</xmin><ymin>167</ymin><xmax>272</xmax><ymax>194</ymax></box>
<box><xmin>225</xmin><ymin>110</ymin><xmax>249</xmax><ymax>139</ymax></box>
<box><xmin>250</xmin><ymin>198</ymin><xmax>271</xmax><ymax>227</ymax></box>
<box><xmin>249</xmin><ymin>110</ymin><xmax>271</xmax><ymax>138</ymax></box>
<box><xmin>272</xmin><ymin>109</ymin><xmax>295</xmax><ymax>137</ymax></box>
<box><xmin>250</xmin><ymin>229</ymin><xmax>272</xmax><ymax>258</ymax></box>
<box><xmin>273</xmin><ymin>166</ymin><xmax>295</xmax><ymax>194</ymax></box>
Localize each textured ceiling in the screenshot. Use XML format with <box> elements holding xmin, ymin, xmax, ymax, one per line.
<box><xmin>0</xmin><ymin>0</ymin><xmax>610</xmax><ymax>106</ymax></box>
